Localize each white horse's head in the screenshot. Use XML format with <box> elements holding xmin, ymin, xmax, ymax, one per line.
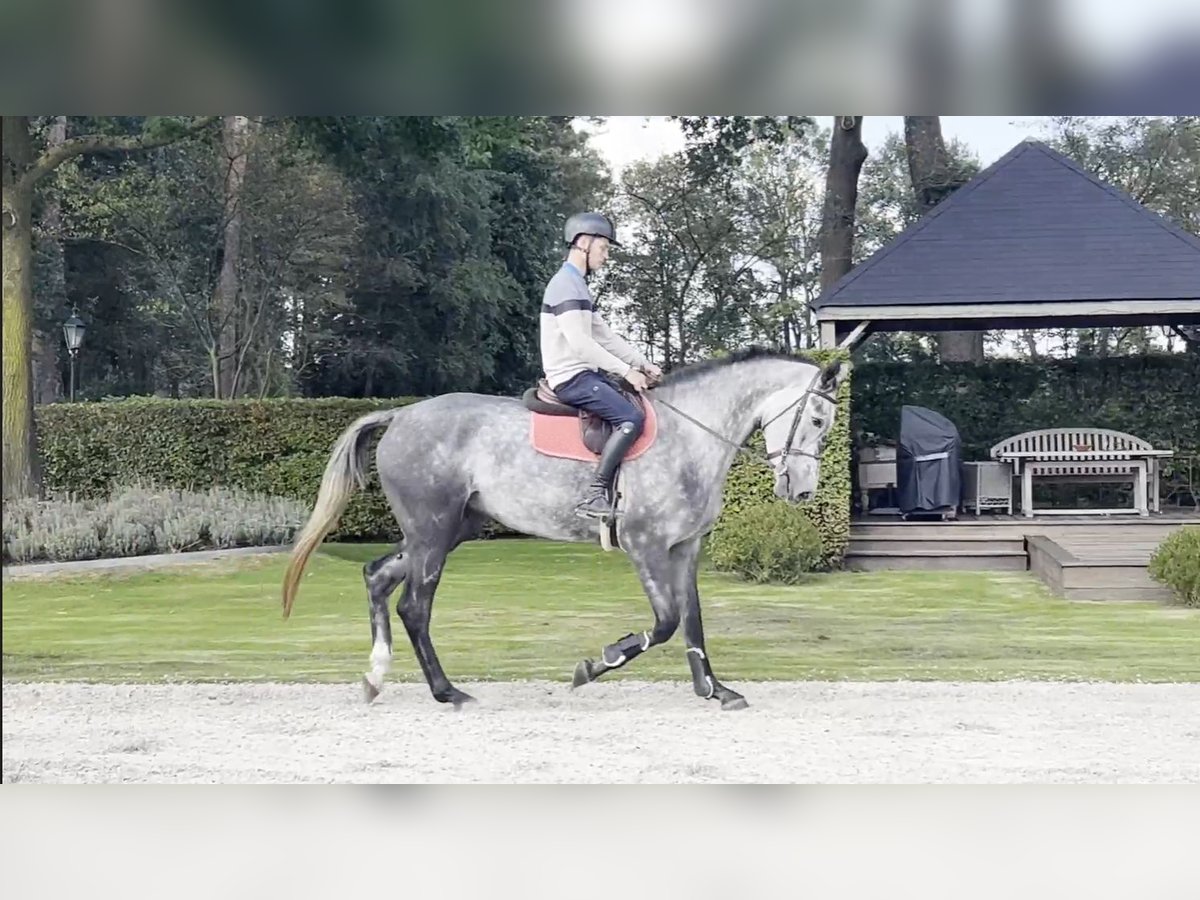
<box><xmin>758</xmin><ymin>359</ymin><xmax>850</xmax><ymax>502</ymax></box>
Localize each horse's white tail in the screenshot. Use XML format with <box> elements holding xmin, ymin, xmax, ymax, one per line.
<box><xmin>282</xmin><ymin>409</ymin><xmax>400</xmax><ymax>619</ymax></box>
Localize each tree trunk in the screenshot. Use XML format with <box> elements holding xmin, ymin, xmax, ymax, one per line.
<box><xmin>936</xmin><ymin>331</ymin><xmax>984</xmax><ymax>361</ymax></box>
<box><xmin>213</xmin><ymin>115</ymin><xmax>254</xmax><ymax>399</ymax></box>
<box><xmin>1020</xmin><ymin>329</ymin><xmax>1041</xmax><ymax>359</ymax></box>
<box><xmin>819</xmin><ymin>116</ymin><xmax>868</xmax><ymax>293</ymax></box>
<box><xmin>33</xmin><ymin>116</ymin><xmax>68</xmax><ymax>406</ymax></box>
<box><xmin>2</xmin><ymin>180</ymin><xmax>40</xmax><ymax>499</ymax></box>
<box><xmin>903</xmin><ymin>116</ymin><xmax>984</xmax><ymax>363</ymax></box>
<box><xmin>675</xmin><ymin>306</ymin><xmax>688</xmax><ymax>366</ymax></box>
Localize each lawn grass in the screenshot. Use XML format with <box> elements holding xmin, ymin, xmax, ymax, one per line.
<box><xmin>3</xmin><ymin>539</ymin><xmax>1198</xmax><ymax>683</ymax></box>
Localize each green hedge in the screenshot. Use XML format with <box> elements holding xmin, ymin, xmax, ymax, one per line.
<box><xmin>851</xmin><ymin>355</ymin><xmax>1200</xmax><ymax>463</ymax></box>
<box><xmin>36</xmin><ymin>353</ymin><xmax>855</xmax><ymax>565</ymax></box>
<box><xmin>35</xmin><ymin>397</ymin><xmax>421</xmax><ymax>542</ymax></box>
<box><xmin>712</xmin><ymin>350</ymin><xmax>853</xmax><ymax>570</ymax></box>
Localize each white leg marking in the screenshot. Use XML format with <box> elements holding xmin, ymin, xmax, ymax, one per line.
<box><xmin>367</xmin><ymin>639</ymin><xmax>392</xmax><ymax>689</ymax></box>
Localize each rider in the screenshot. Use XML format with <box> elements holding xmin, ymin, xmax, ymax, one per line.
<box><xmin>540</xmin><ymin>211</ymin><xmax>663</xmax><ymax>519</ymax></box>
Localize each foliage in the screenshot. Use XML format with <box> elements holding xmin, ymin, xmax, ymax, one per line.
<box><xmin>707</xmin><ymin>501</ymin><xmax>825</xmax><ymax>584</ymax></box>
<box><xmin>606</xmin><ymin>153</ymin><xmax>748</xmax><ymax>366</ymax></box>
<box><xmin>50</xmin><ymin>117</ymin><xmax>362</xmax><ymax>400</ymax></box>
<box><xmin>35</xmin><ymin>397</ymin><xmax>422</xmax><ymax>542</ymax></box>
<box><xmin>731</xmin><ymin>125</ymin><xmax>831</xmax><ymax>352</ymax></box>
<box><xmin>1045</xmin><ymin>116</ymin><xmax>1200</xmax><ymax>236</ymax></box>
<box><xmin>2</xmin><ymin>483</ymin><xmax>309</xmax><ymax>564</ymax></box>
<box><xmin>672</xmin><ymin>116</ymin><xmax>813</xmax><ymax>182</ymax></box>
<box><xmin>28</xmin><ymin>116</ymin><xmax>612</xmax><ymax>403</ymax></box>
<box><xmin>607</xmin><ymin>126</ymin><xmax>830</xmax><ymax>366</ymax></box>
<box><xmin>293</xmin><ymin>116</ymin><xmax>610</xmax><ymax>399</ymax></box>
<box><xmin>850</xmin><ymin>355</ymin><xmax>1200</xmax><ymax>464</ymax></box>
<box><xmin>712</xmin><ymin>350</ymin><xmax>853</xmax><ymax>570</ymax></box>
<box><xmin>1039</xmin><ymin>116</ymin><xmax>1200</xmax><ymax>358</ymax></box>
<box><xmin>1148</xmin><ymin>527</ymin><xmax>1200</xmax><ymax>608</ymax></box>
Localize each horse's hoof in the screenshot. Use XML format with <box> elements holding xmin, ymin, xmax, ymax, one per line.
<box><xmin>438</xmin><ymin>688</ymin><xmax>476</xmax><ymax>710</ymax></box>
<box><xmin>571</xmin><ymin>659</ymin><xmax>595</xmax><ymax>689</ymax></box>
<box><xmin>362</xmin><ymin>675</ymin><xmax>381</xmax><ymax>704</ymax></box>
<box><xmin>720</xmin><ymin>695</ymin><xmax>749</xmax><ymax>711</ymax></box>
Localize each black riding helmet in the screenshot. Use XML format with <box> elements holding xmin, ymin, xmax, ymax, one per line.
<box><xmin>564</xmin><ymin>211</ymin><xmax>621</xmax><ymax>248</ymax></box>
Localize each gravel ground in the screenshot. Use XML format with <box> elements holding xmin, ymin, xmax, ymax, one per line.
<box><xmin>4</xmin><ymin>680</ymin><xmax>1199</xmax><ymax>783</ymax></box>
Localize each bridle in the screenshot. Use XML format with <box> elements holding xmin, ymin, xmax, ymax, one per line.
<box><xmin>650</xmin><ymin>370</ymin><xmax>837</xmax><ymax>471</ymax></box>
<box><xmin>762</xmin><ymin>380</ymin><xmax>838</xmax><ymax>465</ymax></box>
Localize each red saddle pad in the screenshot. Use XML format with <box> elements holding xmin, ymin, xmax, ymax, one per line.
<box><xmin>529</xmin><ymin>401</ymin><xmax>658</xmax><ymax>463</ymax></box>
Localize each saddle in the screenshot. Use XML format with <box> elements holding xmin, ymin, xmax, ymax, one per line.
<box><xmin>522</xmin><ymin>377</ymin><xmax>657</xmax><ymax>461</ymax></box>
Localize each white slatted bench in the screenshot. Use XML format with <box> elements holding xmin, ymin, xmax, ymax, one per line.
<box><xmin>990</xmin><ymin>428</ymin><xmax>1173</xmax><ymax>518</ymax></box>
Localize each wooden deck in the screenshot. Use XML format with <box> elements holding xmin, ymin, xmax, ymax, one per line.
<box><xmin>847</xmin><ymin>511</ymin><xmax>1198</xmax><ymax>602</ymax></box>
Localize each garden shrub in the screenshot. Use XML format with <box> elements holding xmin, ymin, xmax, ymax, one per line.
<box><xmin>707</xmin><ymin>500</ymin><xmax>826</xmax><ymax>584</ymax></box>
<box><xmin>1148</xmin><ymin>526</ymin><xmax>1200</xmax><ymax>608</ymax></box>
<box><xmin>2</xmin><ymin>484</ymin><xmax>310</xmax><ymax>564</ymax></box>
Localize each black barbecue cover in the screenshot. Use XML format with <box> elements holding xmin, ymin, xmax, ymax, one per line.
<box><xmin>896</xmin><ymin>405</ymin><xmax>962</xmax><ymax>514</ymax></box>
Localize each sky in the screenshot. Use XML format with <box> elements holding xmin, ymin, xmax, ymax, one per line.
<box><xmin>581</xmin><ymin>116</ymin><xmax>1055</xmax><ymax>176</ymax></box>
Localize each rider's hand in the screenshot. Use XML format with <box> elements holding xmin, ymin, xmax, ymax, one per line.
<box><xmin>625</xmin><ymin>368</ymin><xmax>650</xmax><ymax>393</ymax></box>
<box><xmin>641</xmin><ymin>363</ymin><xmax>663</xmax><ymax>385</ymax></box>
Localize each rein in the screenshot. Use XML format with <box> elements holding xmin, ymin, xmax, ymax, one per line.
<box><xmin>648</xmin><ymin>373</ymin><xmax>836</xmax><ymax>469</ymax></box>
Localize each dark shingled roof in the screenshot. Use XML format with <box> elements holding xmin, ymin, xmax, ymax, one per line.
<box><xmin>813</xmin><ymin>140</ymin><xmax>1200</xmax><ymax>310</ymax></box>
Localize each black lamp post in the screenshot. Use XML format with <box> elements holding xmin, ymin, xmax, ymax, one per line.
<box><xmin>62</xmin><ymin>307</ymin><xmax>86</xmax><ymax>401</ymax></box>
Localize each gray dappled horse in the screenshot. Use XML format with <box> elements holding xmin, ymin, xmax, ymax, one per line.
<box><xmin>282</xmin><ymin>348</ymin><xmax>849</xmax><ymax>711</ymax></box>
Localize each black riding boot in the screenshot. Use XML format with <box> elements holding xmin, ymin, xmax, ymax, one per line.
<box><xmin>574</xmin><ymin>421</ymin><xmax>640</xmax><ymax>520</ymax></box>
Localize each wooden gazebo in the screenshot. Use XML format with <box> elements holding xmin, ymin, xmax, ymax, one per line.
<box><xmin>811</xmin><ymin>140</ymin><xmax>1200</xmax><ymax>598</ymax></box>
<box><xmin>815</xmin><ymin>140</ymin><xmax>1200</xmax><ymax>351</ymax></box>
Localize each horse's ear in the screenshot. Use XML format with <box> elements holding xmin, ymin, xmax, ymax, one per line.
<box><xmin>819</xmin><ymin>359</ymin><xmax>851</xmax><ymax>391</ymax></box>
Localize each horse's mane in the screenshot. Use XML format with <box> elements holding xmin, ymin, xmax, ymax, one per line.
<box><xmin>658</xmin><ymin>346</ymin><xmax>823</xmax><ymax>387</ymax></box>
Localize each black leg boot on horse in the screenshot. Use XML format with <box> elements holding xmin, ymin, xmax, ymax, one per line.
<box><xmin>574</xmin><ymin>420</ymin><xmax>640</xmax><ymax>520</ymax></box>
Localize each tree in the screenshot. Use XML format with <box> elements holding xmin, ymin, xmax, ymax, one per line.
<box><xmin>212</xmin><ymin>116</ymin><xmax>259</xmax><ymax>398</ymax></box>
<box><xmin>818</xmin><ymin>116</ymin><xmax>868</xmax><ymax>296</ymax></box>
<box><xmin>606</xmin><ymin>154</ymin><xmax>749</xmax><ymax>367</ymax></box>
<box><xmin>294</xmin><ymin>116</ymin><xmax>610</xmax><ymax>397</ymax></box>
<box><xmin>609</xmin><ymin>120</ymin><xmax>832</xmax><ymax>363</ymax></box>
<box><xmin>62</xmin><ymin>118</ymin><xmax>362</xmax><ymax>400</ymax></box>
<box><xmin>735</xmin><ymin>125</ymin><xmax>830</xmax><ymax>350</ymax></box>
<box><xmin>1045</xmin><ymin>116</ymin><xmax>1200</xmax><ymax>357</ymax></box>
<box><xmin>672</xmin><ymin>116</ymin><xmax>813</xmax><ymax>183</ymax></box>
<box><xmin>2</xmin><ymin>115</ymin><xmax>218</xmax><ymax>499</ymax></box>
<box><xmin>31</xmin><ymin>116</ymin><xmax>67</xmax><ymax>405</ymax></box>
<box><xmin>903</xmin><ymin>116</ymin><xmax>983</xmax><ymax>362</ymax></box>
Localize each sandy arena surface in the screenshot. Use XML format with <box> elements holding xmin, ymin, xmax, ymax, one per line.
<box><xmin>4</xmin><ymin>680</ymin><xmax>1199</xmax><ymax>783</ymax></box>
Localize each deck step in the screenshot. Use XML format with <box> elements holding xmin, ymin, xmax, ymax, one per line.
<box><xmin>1026</xmin><ymin>536</ymin><xmax>1173</xmax><ymax>602</ymax></box>
<box><xmin>845</xmin><ymin>516</ymin><xmax>1195</xmax><ymax>584</ymax></box>
<box><xmin>849</xmin><ymin>537</ymin><xmax>1025</xmax><ymax>553</ymax></box>
<box><xmin>845</xmin><ymin>549</ymin><xmax>1028</xmax><ymax>572</ymax></box>
<box><xmin>851</xmin><ymin>523</ymin><xmax>1186</xmax><ymax>541</ymax></box>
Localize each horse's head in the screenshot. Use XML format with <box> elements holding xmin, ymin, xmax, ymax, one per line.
<box><xmin>759</xmin><ymin>359</ymin><xmax>850</xmax><ymax>503</ymax></box>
